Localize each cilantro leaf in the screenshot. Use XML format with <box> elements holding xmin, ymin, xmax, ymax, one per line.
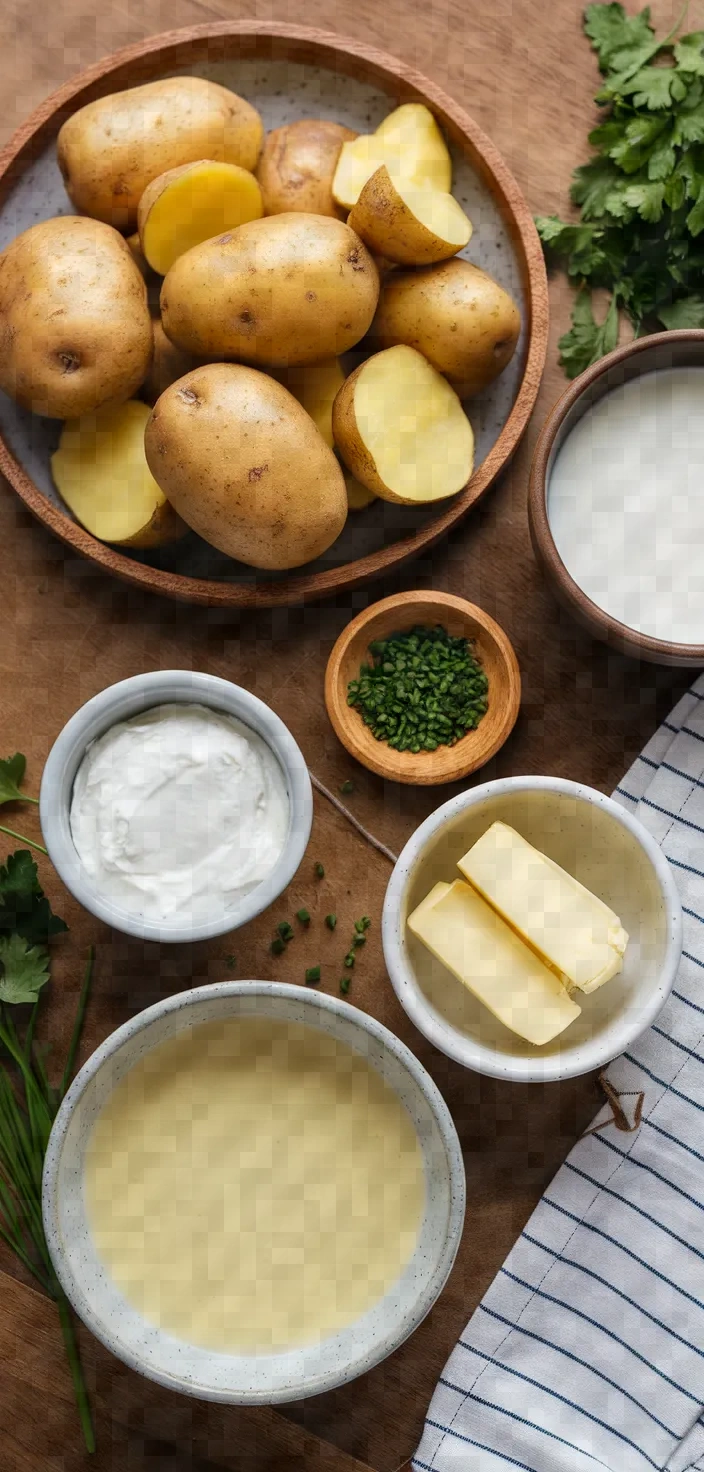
<box><xmin>0</xmin><ymin>754</ymin><xmax>27</xmax><ymax>806</ymax></box>
<box><xmin>687</xmin><ymin>183</ymin><xmax>704</xmax><ymax>234</ymax></box>
<box><xmin>584</xmin><ymin>3</ymin><xmax>655</xmax><ymax>74</ymax></box>
<box><xmin>571</xmin><ymin>156</ymin><xmax>626</xmax><ymax>217</ymax></box>
<box><xmin>558</xmin><ymin>291</ymin><xmax>620</xmax><ymax>378</ymax></box>
<box><xmin>622</xmin><ymin>179</ymin><xmax>666</xmax><ymax>220</ymax></box>
<box><xmin>658</xmin><ymin>293</ymin><xmax>704</xmax><ymax>326</ymax></box>
<box><xmin>0</xmin><ymin>932</ymin><xmax>50</xmax><ymax>1005</ymax></box>
<box><xmin>0</xmin><ymin>851</ymin><xmax>67</xmax><ymax>944</ymax></box>
<box><xmin>615</xmin><ymin>65</ymin><xmax>688</xmax><ymax>111</ymax></box>
<box><xmin>607</xmin><ymin>115</ymin><xmax>666</xmax><ymax>173</ymax></box>
<box><xmin>674</xmin><ymin>32</ymin><xmax>704</xmax><ymax>77</ymax></box>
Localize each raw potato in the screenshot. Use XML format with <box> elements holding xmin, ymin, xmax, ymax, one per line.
<box><xmin>145</xmin><ymin>363</ymin><xmax>348</xmax><ymax>569</ymax></box>
<box><xmin>160</xmin><ymin>213</ymin><xmax>379</xmax><ymax>367</ymax></box>
<box><xmin>279</xmin><ymin>358</ymin><xmax>378</xmax><ymax>512</ymax></box>
<box><xmin>371</xmin><ymin>260</ymin><xmax>521</xmax><ymax>397</ymax></box>
<box><xmin>257</xmin><ymin>120</ymin><xmax>357</xmax><ymax>218</ymax></box>
<box><xmin>141</xmin><ymin>320</ymin><xmax>204</xmax><ymax>407</ymax></box>
<box><xmin>0</xmin><ymin>216</ymin><xmax>153</xmax><ymax>419</ymax></box>
<box><xmin>333</xmin><ymin>103</ymin><xmax>452</xmax><ymax>211</ymax></box>
<box><xmin>332</xmin><ymin>344</ymin><xmax>474</xmax><ymax>505</ymax></box>
<box><xmin>51</xmin><ymin>400</ymin><xmax>187</xmax><ymax>547</ymax></box>
<box><xmin>138</xmin><ymin>161</ymin><xmax>263</xmax><ymax>275</ymax></box>
<box><xmin>349</xmin><ymin>165</ymin><xmax>472</xmax><ymax>265</ymax></box>
<box><xmin>126</xmin><ymin>232</ymin><xmax>149</xmax><ymax>277</ymax></box>
<box><xmin>57</xmin><ymin>78</ymin><xmax>263</xmax><ymax>229</ymax></box>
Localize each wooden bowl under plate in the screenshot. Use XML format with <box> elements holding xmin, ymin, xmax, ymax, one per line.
<box><xmin>529</xmin><ymin>329</ymin><xmax>704</xmax><ymax>667</ymax></box>
<box><xmin>324</xmin><ymin>590</ymin><xmax>521</xmax><ymax>785</ymax></box>
<box><xmin>0</xmin><ymin>23</ymin><xmax>548</xmax><ymax>609</ymax></box>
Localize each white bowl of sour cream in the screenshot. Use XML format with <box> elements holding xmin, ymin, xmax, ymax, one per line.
<box><xmin>40</xmin><ymin>671</ymin><xmax>312</xmax><ymax>942</ymax></box>
<box><xmin>42</xmin><ymin>982</ymin><xmax>465</xmax><ymax>1404</ymax></box>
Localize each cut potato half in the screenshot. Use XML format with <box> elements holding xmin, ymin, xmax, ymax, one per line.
<box><xmin>280</xmin><ymin>358</ymin><xmax>379</xmax><ymax>511</ymax></box>
<box><xmin>332</xmin><ymin>103</ymin><xmax>452</xmax><ymax>211</ymax></box>
<box><xmin>332</xmin><ymin>345</ymin><xmax>473</xmax><ymax>505</ymax></box>
<box><xmin>349</xmin><ymin>166</ymin><xmax>471</xmax><ymax>265</ymax></box>
<box><xmin>51</xmin><ymin>399</ymin><xmax>187</xmax><ymax>547</ymax></box>
<box><xmin>138</xmin><ymin>160</ymin><xmax>263</xmax><ymax>274</ymax></box>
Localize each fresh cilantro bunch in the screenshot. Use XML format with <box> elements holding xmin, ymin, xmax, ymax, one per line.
<box><xmin>536</xmin><ymin>3</ymin><xmax>704</xmax><ymax>376</ymax></box>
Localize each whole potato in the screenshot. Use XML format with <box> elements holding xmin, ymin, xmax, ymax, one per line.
<box><xmin>57</xmin><ymin>78</ymin><xmax>263</xmax><ymax>229</ymax></box>
<box><xmin>371</xmin><ymin>260</ymin><xmax>521</xmax><ymax>397</ymax></box>
<box><xmin>161</xmin><ymin>213</ymin><xmax>379</xmax><ymax>367</ymax></box>
<box><xmin>0</xmin><ymin>216</ymin><xmax>153</xmax><ymax>419</ymax></box>
<box><xmin>140</xmin><ymin>319</ymin><xmax>205</xmax><ymax>407</ymax></box>
<box><xmin>257</xmin><ymin>120</ymin><xmax>357</xmax><ymax>218</ymax></box>
<box><xmin>145</xmin><ymin>363</ymin><xmax>348</xmax><ymax>569</ymax></box>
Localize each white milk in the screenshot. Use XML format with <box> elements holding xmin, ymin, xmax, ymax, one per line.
<box><xmin>547</xmin><ymin>366</ymin><xmax>704</xmax><ymax>645</ymax></box>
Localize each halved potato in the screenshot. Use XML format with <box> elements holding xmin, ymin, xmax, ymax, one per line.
<box><xmin>348</xmin><ymin>166</ymin><xmax>471</xmax><ymax>265</ymax></box>
<box><xmin>51</xmin><ymin>399</ymin><xmax>187</xmax><ymax>546</ymax></box>
<box><xmin>138</xmin><ymin>160</ymin><xmax>263</xmax><ymax>274</ymax></box>
<box><xmin>332</xmin><ymin>345</ymin><xmax>473</xmax><ymax>505</ymax></box>
<box><xmin>332</xmin><ymin>103</ymin><xmax>452</xmax><ymax>211</ymax></box>
<box><xmin>279</xmin><ymin>358</ymin><xmax>379</xmax><ymax>512</ymax></box>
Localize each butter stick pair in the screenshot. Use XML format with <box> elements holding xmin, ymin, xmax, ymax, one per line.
<box><xmin>407</xmin><ymin>822</ymin><xmax>628</xmax><ymax>1046</ymax></box>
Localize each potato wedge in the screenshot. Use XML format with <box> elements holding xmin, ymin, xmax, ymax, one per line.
<box><xmin>332</xmin><ymin>345</ymin><xmax>473</xmax><ymax>505</ymax></box>
<box><xmin>138</xmin><ymin>160</ymin><xmax>263</xmax><ymax>275</ymax></box>
<box><xmin>348</xmin><ymin>166</ymin><xmax>471</xmax><ymax>265</ymax></box>
<box><xmin>51</xmin><ymin>400</ymin><xmax>187</xmax><ymax>547</ymax></box>
<box><xmin>57</xmin><ymin>78</ymin><xmax>263</xmax><ymax>229</ymax></box>
<box><xmin>371</xmin><ymin>259</ymin><xmax>521</xmax><ymax>397</ymax></box>
<box><xmin>257</xmin><ymin>120</ymin><xmax>357</xmax><ymax>217</ymax></box>
<box><xmin>332</xmin><ymin>103</ymin><xmax>452</xmax><ymax>211</ymax></box>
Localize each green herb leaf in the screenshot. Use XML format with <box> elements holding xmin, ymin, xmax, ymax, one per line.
<box><xmin>557</xmin><ymin>291</ymin><xmax>620</xmax><ymax>378</ymax></box>
<box><xmin>339</xmin><ymin>780</ymin><xmax>354</xmax><ymax>796</ymax></box>
<box><xmin>674</xmin><ymin>31</ymin><xmax>704</xmax><ymax>76</ymax></box>
<box><xmin>305</xmin><ymin>966</ymin><xmax>321</xmax><ymax>985</ymax></box>
<box><xmin>0</xmin><ymin>932</ymin><xmax>50</xmax><ymax>1004</ymax></box>
<box><xmin>584</xmin><ymin>2</ymin><xmax>656</xmax><ymax>75</ymax></box>
<box><xmin>271</xmin><ymin>937</ymin><xmax>286</xmax><ymax>956</ymax></box>
<box><xmin>687</xmin><ymin>182</ymin><xmax>704</xmax><ymax>233</ymax></box>
<box><xmin>296</xmin><ymin>908</ymin><xmax>311</xmax><ymax>926</ymax></box>
<box><xmin>622</xmin><ymin>179</ymin><xmax>666</xmax><ymax>220</ymax></box>
<box><xmin>658</xmin><ymin>292</ymin><xmax>704</xmax><ymax>326</ymax></box>
<box><xmin>0</xmin><ymin>852</ymin><xmax>67</xmax><ymax>944</ymax></box>
<box><xmin>340</xmin><ymin>976</ymin><xmax>351</xmax><ymax>995</ymax></box>
<box><xmin>325</xmin><ymin>913</ymin><xmax>337</xmax><ymax>931</ymax></box>
<box><xmin>0</xmin><ymin>755</ymin><xmax>28</xmax><ymax>807</ymax></box>
<box><xmin>314</xmin><ymin>862</ymin><xmax>325</xmax><ymax>879</ymax></box>
<box><xmin>571</xmin><ymin>156</ymin><xmax>626</xmax><ymax>217</ymax></box>
<box><xmin>225</xmin><ymin>955</ymin><xmax>236</xmax><ymax>968</ymax></box>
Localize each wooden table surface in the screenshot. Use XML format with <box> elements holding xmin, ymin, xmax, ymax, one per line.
<box><xmin>0</xmin><ymin>0</ymin><xmax>691</xmax><ymax>1467</ymax></box>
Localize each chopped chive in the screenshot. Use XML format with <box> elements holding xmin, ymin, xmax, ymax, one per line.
<box><xmin>271</xmin><ymin>937</ymin><xmax>286</xmax><ymax>956</ymax></box>
<box><xmin>314</xmin><ymin>862</ymin><xmax>325</xmax><ymax>879</ymax></box>
<box><xmin>339</xmin><ymin>780</ymin><xmax>355</xmax><ymax>795</ymax></box>
<box><xmin>277</xmin><ymin>921</ymin><xmax>294</xmax><ymax>942</ymax></box>
<box><xmin>353</xmin><ymin>934</ymin><xmax>366</xmax><ymax>947</ymax></box>
<box><xmin>225</xmin><ymin>955</ymin><xmax>236</xmax><ymax>968</ymax></box>
<box><xmin>354</xmin><ymin>916</ymin><xmax>371</xmax><ymax>933</ymax></box>
<box><xmin>340</xmin><ymin>976</ymin><xmax>351</xmax><ymax>995</ymax></box>
<box><xmin>325</xmin><ymin>913</ymin><xmax>337</xmax><ymax>931</ymax></box>
<box><xmin>305</xmin><ymin>966</ymin><xmax>321</xmax><ymax>984</ymax></box>
<box><xmin>296</xmin><ymin>908</ymin><xmax>311</xmax><ymax>926</ymax></box>
<box><xmin>344</xmin><ymin>953</ymin><xmax>355</xmax><ymax>968</ymax></box>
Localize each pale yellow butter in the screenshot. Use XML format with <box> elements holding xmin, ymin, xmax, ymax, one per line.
<box><xmin>407</xmin><ymin>879</ymin><xmax>581</xmax><ymax>1046</ymax></box>
<box><xmin>457</xmin><ymin>821</ymin><xmax>628</xmax><ymax>995</ymax></box>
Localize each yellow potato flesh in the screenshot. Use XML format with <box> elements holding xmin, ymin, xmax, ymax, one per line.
<box><xmin>333</xmin><ymin>104</ymin><xmax>452</xmax><ymax>210</ymax></box>
<box><xmin>354</xmin><ymin>346</ymin><xmax>473</xmax><ymax>502</ymax></box>
<box><xmin>51</xmin><ymin>400</ymin><xmax>174</xmax><ymax>543</ymax></box>
<box><xmin>398</xmin><ymin>185</ymin><xmax>471</xmax><ymax>247</ymax></box>
<box><xmin>284</xmin><ymin>359</ymin><xmax>378</xmax><ymax>509</ymax></box>
<box><xmin>141</xmin><ymin>162</ymin><xmax>263</xmax><ymax>274</ymax></box>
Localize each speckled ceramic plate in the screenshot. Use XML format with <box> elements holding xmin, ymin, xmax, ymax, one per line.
<box><xmin>42</xmin><ymin>981</ymin><xmax>466</xmax><ymax>1404</ymax></box>
<box><xmin>0</xmin><ymin>24</ymin><xmax>548</xmax><ymax>607</ymax></box>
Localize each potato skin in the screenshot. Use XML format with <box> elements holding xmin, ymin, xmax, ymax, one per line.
<box><xmin>57</xmin><ymin>78</ymin><xmax>263</xmax><ymax>229</ymax></box>
<box><xmin>348</xmin><ymin>166</ymin><xmax>470</xmax><ymax>266</ymax></box>
<box><xmin>0</xmin><ymin>216</ymin><xmax>153</xmax><ymax>419</ymax></box>
<box><xmin>140</xmin><ymin>319</ymin><xmax>204</xmax><ymax>407</ymax></box>
<box><xmin>371</xmin><ymin>259</ymin><xmax>521</xmax><ymax>397</ymax></box>
<box><xmin>118</xmin><ymin>500</ymin><xmax>187</xmax><ymax>548</ymax></box>
<box><xmin>145</xmin><ymin>363</ymin><xmax>348</xmax><ymax>569</ymax></box>
<box><xmin>160</xmin><ymin>213</ymin><xmax>379</xmax><ymax>367</ymax></box>
<box><xmin>257</xmin><ymin>120</ymin><xmax>357</xmax><ymax>218</ymax></box>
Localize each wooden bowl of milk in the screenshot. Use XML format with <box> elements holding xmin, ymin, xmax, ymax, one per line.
<box><xmin>529</xmin><ymin>330</ymin><xmax>704</xmax><ymax>665</ymax></box>
<box><xmin>41</xmin><ymin>983</ymin><xmax>465</xmax><ymax>1403</ymax></box>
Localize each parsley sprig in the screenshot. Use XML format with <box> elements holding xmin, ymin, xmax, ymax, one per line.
<box><xmin>537</xmin><ymin>3</ymin><xmax>704</xmax><ymax>376</ymax></box>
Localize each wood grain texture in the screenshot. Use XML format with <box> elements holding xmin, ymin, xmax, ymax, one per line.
<box><xmin>0</xmin><ymin>1</ymin><xmax>694</xmax><ymax>1469</ymax></box>
<box><xmin>0</xmin><ymin>23</ymin><xmax>548</xmax><ymax>609</ymax></box>
<box><xmin>324</xmin><ymin>590</ymin><xmax>521</xmax><ymax>783</ymax></box>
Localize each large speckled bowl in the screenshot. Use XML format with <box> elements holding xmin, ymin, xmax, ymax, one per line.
<box><xmin>0</xmin><ymin>23</ymin><xmax>547</xmax><ymax>607</ymax></box>
<box><xmin>42</xmin><ymin>982</ymin><xmax>466</xmax><ymax>1404</ymax></box>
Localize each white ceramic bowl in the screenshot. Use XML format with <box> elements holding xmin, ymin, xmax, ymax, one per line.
<box><xmin>39</xmin><ymin>670</ymin><xmax>313</xmax><ymax>943</ymax></box>
<box><xmin>382</xmin><ymin>777</ymin><xmax>682</xmax><ymax>1083</ymax></box>
<box><xmin>42</xmin><ymin>982</ymin><xmax>466</xmax><ymax>1404</ymax></box>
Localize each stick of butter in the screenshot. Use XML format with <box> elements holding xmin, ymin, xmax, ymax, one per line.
<box><xmin>407</xmin><ymin>879</ymin><xmax>581</xmax><ymax>1046</ymax></box>
<box><xmin>457</xmin><ymin>821</ymin><xmax>628</xmax><ymax>995</ymax></box>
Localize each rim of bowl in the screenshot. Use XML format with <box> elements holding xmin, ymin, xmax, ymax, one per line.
<box><xmin>41</xmin><ymin>981</ymin><xmax>467</xmax><ymax>1404</ymax></box>
<box><xmin>39</xmin><ymin>672</ymin><xmax>313</xmax><ymax>943</ymax></box>
<box><xmin>382</xmin><ymin>775</ymin><xmax>683</xmax><ymax>1083</ymax></box>
<box><xmin>528</xmin><ymin>329</ymin><xmax>704</xmax><ymax>667</ymax></box>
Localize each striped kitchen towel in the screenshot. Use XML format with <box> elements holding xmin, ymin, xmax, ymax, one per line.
<box><xmin>413</xmin><ymin>673</ymin><xmax>704</xmax><ymax>1472</ymax></box>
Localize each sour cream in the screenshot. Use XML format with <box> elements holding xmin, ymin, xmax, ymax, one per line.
<box><xmin>69</xmin><ymin>703</ymin><xmax>289</xmax><ymax>926</ymax></box>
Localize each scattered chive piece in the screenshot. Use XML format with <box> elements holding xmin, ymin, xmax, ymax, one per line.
<box><xmin>225</xmin><ymin>955</ymin><xmax>236</xmax><ymax>968</ymax></box>
<box><xmin>277</xmin><ymin>921</ymin><xmax>294</xmax><ymax>942</ymax></box>
<box><xmin>305</xmin><ymin>965</ymin><xmax>321</xmax><ymax>984</ymax></box>
<box><xmin>315</xmin><ymin>862</ymin><xmax>325</xmax><ymax>879</ymax></box>
<box><xmin>325</xmin><ymin>913</ymin><xmax>337</xmax><ymax>931</ymax></box>
<box><xmin>340</xmin><ymin>976</ymin><xmax>351</xmax><ymax>995</ymax></box>
<box><xmin>353</xmin><ymin>934</ymin><xmax>366</xmax><ymax>948</ymax></box>
<box><xmin>354</xmin><ymin>916</ymin><xmax>371</xmax><ymax>934</ymax></box>
<box><xmin>344</xmin><ymin>953</ymin><xmax>355</xmax><ymax>968</ymax></box>
<box><xmin>296</xmin><ymin>908</ymin><xmax>311</xmax><ymax>926</ymax></box>
<box><xmin>340</xmin><ymin>780</ymin><xmax>355</xmax><ymax>795</ymax></box>
<box><xmin>271</xmin><ymin>937</ymin><xmax>286</xmax><ymax>956</ymax></box>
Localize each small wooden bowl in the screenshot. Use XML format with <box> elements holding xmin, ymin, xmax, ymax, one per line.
<box><xmin>325</xmin><ymin>591</ymin><xmax>521</xmax><ymax>786</ymax></box>
<box><xmin>528</xmin><ymin>329</ymin><xmax>704</xmax><ymax>668</ymax></box>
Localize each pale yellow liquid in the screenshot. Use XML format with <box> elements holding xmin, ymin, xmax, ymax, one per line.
<box><xmin>84</xmin><ymin>1018</ymin><xmax>426</xmax><ymax>1353</ymax></box>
